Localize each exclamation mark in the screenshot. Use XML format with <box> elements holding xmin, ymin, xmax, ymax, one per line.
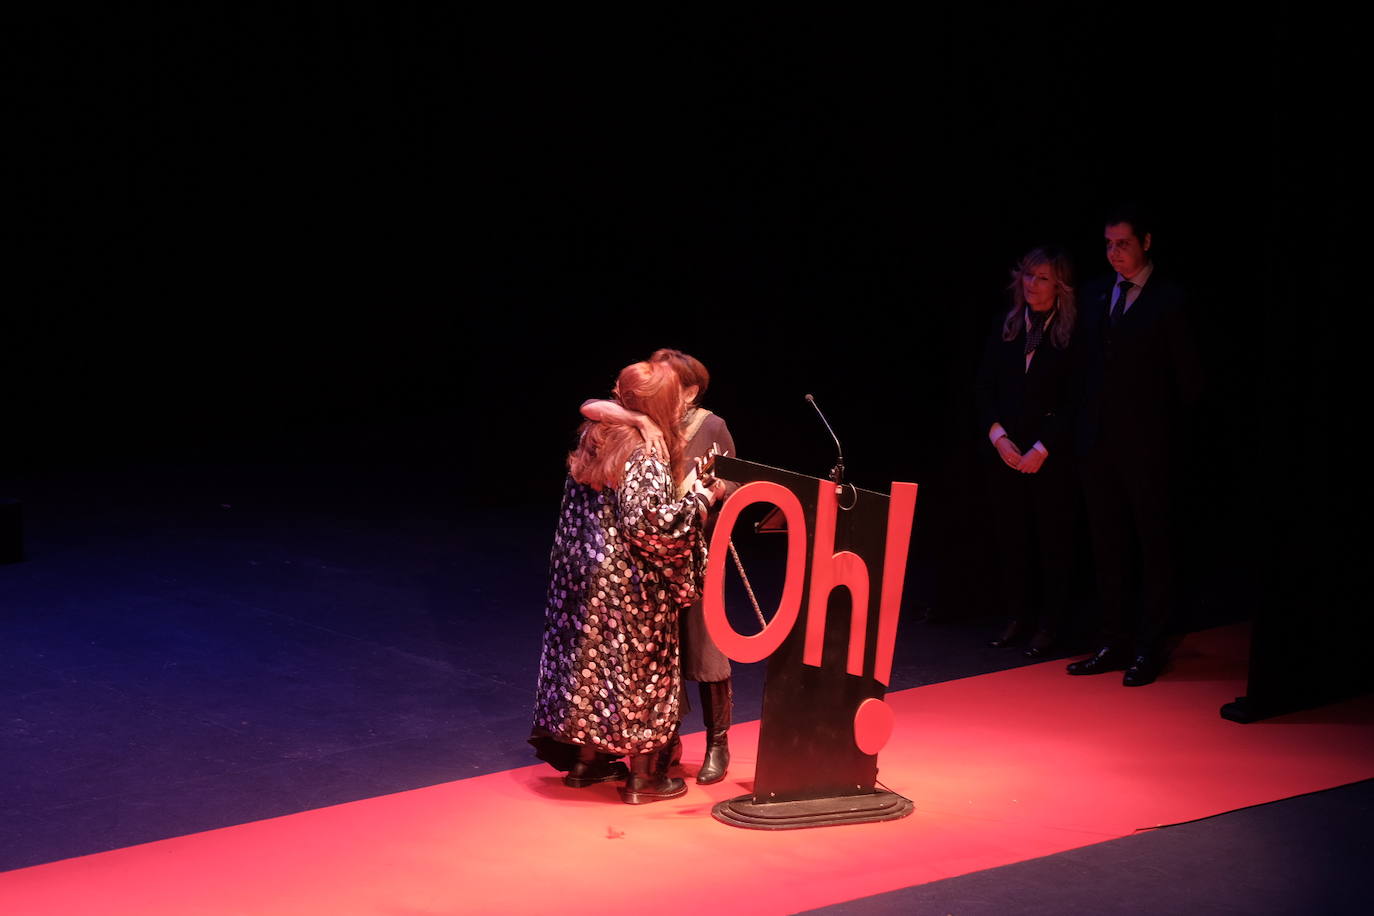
<box><xmin>852</xmin><ymin>482</ymin><xmax>918</xmax><ymax>756</ymax></box>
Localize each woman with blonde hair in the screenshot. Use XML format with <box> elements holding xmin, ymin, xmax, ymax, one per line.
<box><xmin>975</xmin><ymin>246</ymin><xmax>1079</xmax><ymax>658</ymax></box>
<box><xmin>531</xmin><ymin>359</ymin><xmax>725</xmax><ymax>803</ymax></box>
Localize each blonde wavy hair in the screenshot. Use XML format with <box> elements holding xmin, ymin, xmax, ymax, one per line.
<box><xmin>1001</xmin><ymin>246</ymin><xmax>1076</xmax><ymax>350</ymax></box>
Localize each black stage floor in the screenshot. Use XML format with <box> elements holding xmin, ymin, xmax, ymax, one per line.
<box><xmin>1</xmin><ymin>443</ymin><xmax>1367</xmax><ymax>913</ymax></box>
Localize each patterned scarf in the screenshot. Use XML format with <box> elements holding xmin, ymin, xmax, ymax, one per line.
<box><xmin>1024</xmin><ymin>307</ymin><xmax>1054</xmax><ymax>356</ymax></box>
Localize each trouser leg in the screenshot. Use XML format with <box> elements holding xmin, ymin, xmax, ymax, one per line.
<box><xmin>1082</xmin><ymin>455</ymin><xmax>1132</xmax><ymax>650</ymax></box>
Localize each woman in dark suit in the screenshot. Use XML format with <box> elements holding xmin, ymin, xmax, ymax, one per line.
<box><xmin>975</xmin><ymin>246</ymin><xmax>1078</xmax><ymax>658</ymax></box>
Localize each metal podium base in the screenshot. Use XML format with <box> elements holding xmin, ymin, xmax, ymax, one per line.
<box><xmin>711</xmin><ymin>790</ymin><xmax>913</xmax><ymax>830</ymax></box>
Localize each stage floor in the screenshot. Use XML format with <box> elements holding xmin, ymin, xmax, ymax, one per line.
<box><xmin>3</xmin><ymin>623</ymin><xmax>1370</xmax><ymax>915</ymax></box>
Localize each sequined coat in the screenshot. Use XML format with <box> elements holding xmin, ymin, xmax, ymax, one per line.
<box><xmin>532</xmin><ymin>450</ymin><xmax>706</xmax><ymax>756</ymax></box>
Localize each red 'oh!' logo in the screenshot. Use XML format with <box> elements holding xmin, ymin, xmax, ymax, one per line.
<box><xmin>702</xmin><ymin>477</ymin><xmax>918</xmax><ymax>756</ymax></box>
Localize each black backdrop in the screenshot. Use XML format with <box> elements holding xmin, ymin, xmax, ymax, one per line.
<box><xmin>7</xmin><ymin>7</ymin><xmax>1348</xmax><ymax>645</ymax></box>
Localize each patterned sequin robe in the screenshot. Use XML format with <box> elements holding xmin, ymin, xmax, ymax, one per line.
<box><xmin>532</xmin><ymin>451</ymin><xmax>707</xmax><ymax>758</ymax></box>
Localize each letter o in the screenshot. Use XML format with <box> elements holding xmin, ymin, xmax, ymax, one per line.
<box><xmin>703</xmin><ymin>480</ymin><xmax>808</xmax><ymax>663</ymax></box>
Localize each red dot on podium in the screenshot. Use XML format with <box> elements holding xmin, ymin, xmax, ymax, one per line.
<box><xmin>852</xmin><ymin>697</ymin><xmax>894</xmax><ymax>756</ymax></box>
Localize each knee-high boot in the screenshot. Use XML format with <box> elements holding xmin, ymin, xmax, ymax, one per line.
<box><xmin>619</xmin><ymin>748</ymin><xmax>687</xmax><ymax>804</ymax></box>
<box><xmin>696</xmin><ymin>679</ymin><xmax>732</xmax><ymax>785</ymax></box>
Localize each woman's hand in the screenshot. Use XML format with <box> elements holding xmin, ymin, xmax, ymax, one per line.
<box><xmin>581</xmin><ymin>399</ymin><xmax>667</xmax><ymax>459</ymax></box>
<box><xmin>636</xmin><ymin>416</ymin><xmax>668</xmax><ymax>460</ymax></box>
<box><xmin>690</xmin><ymin>477</ymin><xmax>713</xmax><ymax>521</ymax></box>
<box><xmin>994</xmin><ymin>436</ymin><xmax>1022</xmax><ymax>469</ymax></box>
<box><xmin>1017</xmin><ymin>449</ymin><xmax>1046</xmax><ymax>474</ymax></box>
<box><xmin>694</xmin><ymin>453</ymin><xmax>717</xmax><ymax>487</ymax></box>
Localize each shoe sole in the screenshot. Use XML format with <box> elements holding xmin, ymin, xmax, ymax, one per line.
<box><xmin>564</xmin><ymin>765</ymin><xmax>629</xmax><ymax>788</ymax></box>
<box><xmin>618</xmin><ymin>783</ymin><xmax>689</xmax><ymax>804</ymax></box>
<box><xmin>564</xmin><ymin>774</ymin><xmax>622</xmax><ymax>788</ymax></box>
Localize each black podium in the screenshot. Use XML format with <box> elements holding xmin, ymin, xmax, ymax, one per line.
<box><xmin>703</xmin><ymin>456</ymin><xmax>918</xmax><ymax>829</ymax></box>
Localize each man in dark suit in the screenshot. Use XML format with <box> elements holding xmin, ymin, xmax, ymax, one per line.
<box><xmin>1067</xmin><ymin>208</ymin><xmax>1202</xmax><ymax>686</ymax></box>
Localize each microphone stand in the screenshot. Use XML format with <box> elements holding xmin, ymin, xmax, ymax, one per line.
<box><xmin>805</xmin><ymin>393</ymin><xmax>845</xmax><ymax>494</ymax></box>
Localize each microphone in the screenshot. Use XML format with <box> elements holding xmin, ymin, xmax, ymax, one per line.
<box><xmin>805</xmin><ymin>394</ymin><xmax>845</xmax><ymax>487</ymax></box>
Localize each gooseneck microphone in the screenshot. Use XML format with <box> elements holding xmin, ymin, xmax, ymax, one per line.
<box><xmin>805</xmin><ymin>393</ymin><xmax>845</xmax><ymax>488</ymax></box>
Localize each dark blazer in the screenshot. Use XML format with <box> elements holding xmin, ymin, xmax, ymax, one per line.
<box><xmin>975</xmin><ymin>311</ymin><xmax>1076</xmax><ymax>458</ymax></box>
<box><xmin>1074</xmin><ymin>270</ymin><xmax>1202</xmax><ymax>458</ymax></box>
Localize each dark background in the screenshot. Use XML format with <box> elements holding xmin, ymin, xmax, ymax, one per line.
<box><xmin>1</xmin><ymin>4</ymin><xmax>1366</xmax><ymax>895</ymax></box>
<box><xmin>6</xmin><ymin>4</ymin><xmax>1344</xmax><ymax>620</ymax></box>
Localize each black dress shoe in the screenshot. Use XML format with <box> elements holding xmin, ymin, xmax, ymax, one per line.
<box><xmin>1123</xmin><ymin>654</ymin><xmax>1162</xmax><ymax>687</ymax></box>
<box><xmin>1066</xmin><ymin>646</ymin><xmax>1129</xmax><ymax>675</ymax></box>
<box><xmin>989</xmin><ymin>620</ymin><xmax>1029</xmax><ymax>648</ymax></box>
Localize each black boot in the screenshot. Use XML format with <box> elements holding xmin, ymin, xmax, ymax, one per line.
<box><xmin>657</xmin><ymin>726</ymin><xmax>682</xmax><ymax>778</ymax></box>
<box><xmin>564</xmin><ymin>744</ymin><xmax>628</xmax><ymax>788</ymax></box>
<box><xmin>696</xmin><ymin>679</ymin><xmax>731</xmax><ymax>785</ymax></box>
<box><xmin>619</xmin><ymin>749</ymin><xmax>687</xmax><ymax>804</ymax></box>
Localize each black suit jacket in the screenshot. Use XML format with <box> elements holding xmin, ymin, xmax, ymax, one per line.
<box><xmin>975</xmin><ymin>313</ymin><xmax>1076</xmax><ymax>459</ymax></box>
<box><xmin>1074</xmin><ymin>270</ymin><xmax>1203</xmax><ymax>459</ymax></box>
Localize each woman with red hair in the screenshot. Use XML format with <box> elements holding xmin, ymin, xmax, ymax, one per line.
<box><xmin>581</xmin><ymin>348</ymin><xmax>739</xmax><ymax>785</ymax></box>
<box><xmin>531</xmin><ymin>360</ymin><xmax>725</xmax><ymax>803</ymax></box>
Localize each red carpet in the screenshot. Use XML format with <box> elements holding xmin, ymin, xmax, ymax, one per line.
<box><xmin>4</xmin><ymin>624</ymin><xmax>1372</xmax><ymax>915</ymax></box>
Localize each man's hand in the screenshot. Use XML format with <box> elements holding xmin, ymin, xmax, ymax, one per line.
<box><xmin>994</xmin><ymin>436</ymin><xmax>1022</xmax><ymax>469</ymax></box>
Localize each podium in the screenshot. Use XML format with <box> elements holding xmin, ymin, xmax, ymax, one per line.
<box><xmin>704</xmin><ymin>456</ymin><xmax>918</xmax><ymax>829</ymax></box>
